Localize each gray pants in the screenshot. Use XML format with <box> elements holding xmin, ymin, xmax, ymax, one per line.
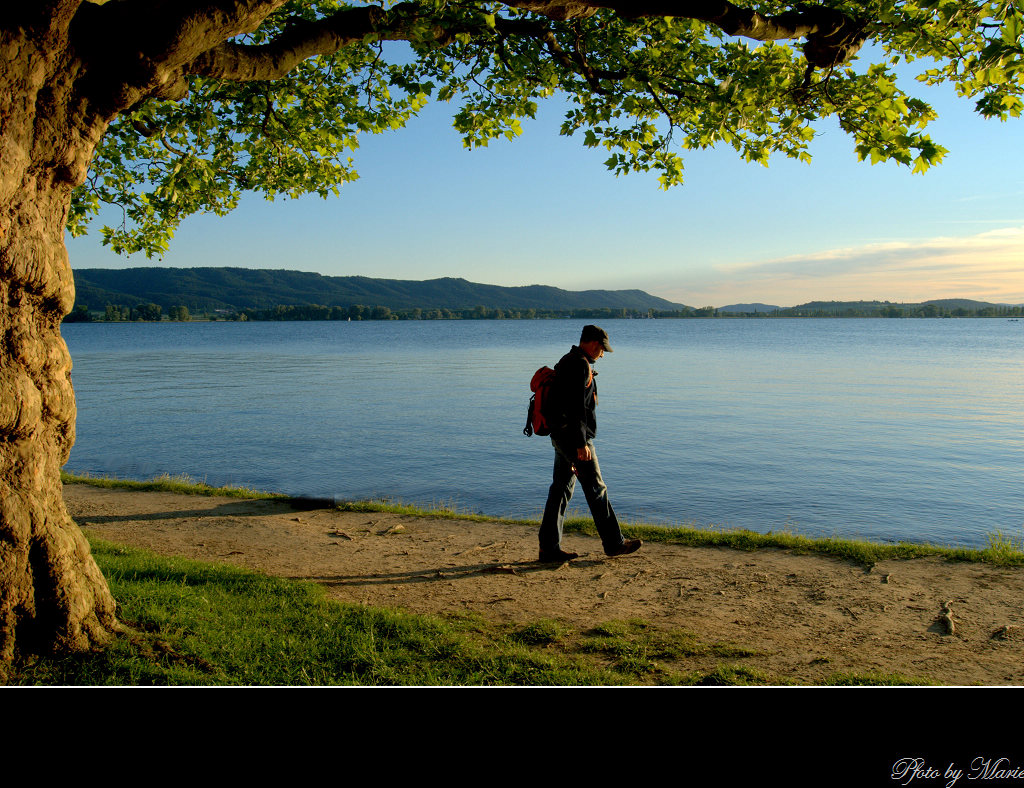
<box><xmin>539</xmin><ymin>436</ymin><xmax>625</xmax><ymax>553</ymax></box>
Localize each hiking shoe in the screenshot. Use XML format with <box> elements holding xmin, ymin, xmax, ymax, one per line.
<box><xmin>605</xmin><ymin>538</ymin><xmax>642</xmax><ymax>557</ymax></box>
<box><xmin>538</xmin><ymin>548</ymin><xmax>579</xmax><ymax>563</ymax></box>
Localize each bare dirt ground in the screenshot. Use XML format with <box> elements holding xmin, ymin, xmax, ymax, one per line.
<box><xmin>65</xmin><ymin>482</ymin><xmax>1024</xmax><ymax>685</ymax></box>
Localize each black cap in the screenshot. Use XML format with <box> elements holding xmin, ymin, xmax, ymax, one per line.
<box><xmin>580</xmin><ymin>324</ymin><xmax>613</xmax><ymax>352</ymax></box>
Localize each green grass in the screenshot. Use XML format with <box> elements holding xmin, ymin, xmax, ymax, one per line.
<box><xmin>10</xmin><ymin>540</ymin><xmax>932</xmax><ymax>686</ymax></box>
<box><xmin>822</xmin><ymin>672</ymin><xmax>937</xmax><ymax>686</ymax></box>
<box><xmin>575</xmin><ymin>619</ymin><xmax>766</xmax><ymax>683</ymax></box>
<box><xmin>61</xmin><ymin>470</ymin><xmax>286</xmax><ymax>500</ymax></box>
<box><xmin>14</xmin><ymin>539</ymin><xmax>613</xmax><ymax>686</ymax></box>
<box><xmin>13</xmin><ymin>539</ymin><xmax>799</xmax><ymax>686</ymax></box>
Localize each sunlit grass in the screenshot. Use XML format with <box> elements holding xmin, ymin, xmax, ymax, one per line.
<box><xmin>14</xmin><ymin>539</ymin><xmax>614</xmax><ymax>686</ymax></box>
<box><xmin>980</xmin><ymin>530</ymin><xmax>1024</xmax><ymax>565</ymax></box>
<box><xmin>61</xmin><ymin>470</ymin><xmax>285</xmax><ymax>500</ymax></box>
<box><xmin>13</xmin><ymin>540</ymin><xmax>805</xmax><ymax>686</ymax></box>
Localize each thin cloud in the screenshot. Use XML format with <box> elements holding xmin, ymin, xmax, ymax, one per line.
<box><xmin>666</xmin><ymin>226</ymin><xmax>1024</xmax><ymax>306</ymax></box>
<box><xmin>723</xmin><ymin>226</ymin><xmax>1024</xmax><ymax>272</ymax></box>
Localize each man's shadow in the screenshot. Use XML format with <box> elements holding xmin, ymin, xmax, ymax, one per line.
<box><xmin>73</xmin><ymin>496</ymin><xmax>335</xmax><ymax>526</ymax></box>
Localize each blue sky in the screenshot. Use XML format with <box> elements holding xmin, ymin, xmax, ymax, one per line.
<box><xmin>67</xmin><ymin>51</ymin><xmax>1024</xmax><ymax>309</ymax></box>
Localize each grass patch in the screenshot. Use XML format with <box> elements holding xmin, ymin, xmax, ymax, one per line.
<box><xmin>979</xmin><ymin>531</ymin><xmax>1024</xmax><ymax>565</ymax></box>
<box><xmin>13</xmin><ymin>539</ymin><xmax>618</xmax><ymax>686</ymax></box>
<box><xmin>823</xmin><ymin>672</ymin><xmax>938</xmax><ymax>687</ymax></box>
<box><xmin>576</xmin><ymin>619</ymin><xmax>764</xmax><ymax>684</ymax></box>
<box><xmin>6</xmin><ymin>538</ymin><xmax>793</xmax><ymax>687</ymax></box>
<box><xmin>61</xmin><ymin>470</ymin><xmax>285</xmax><ymax>500</ymax></box>
<box><xmin>691</xmin><ymin>665</ymin><xmax>779</xmax><ymax>686</ymax></box>
<box><xmin>508</xmin><ymin>619</ymin><xmax>565</xmax><ymax>647</ymax></box>
<box><xmin>10</xmin><ymin>538</ymin><xmax>938</xmax><ymax>687</ymax></box>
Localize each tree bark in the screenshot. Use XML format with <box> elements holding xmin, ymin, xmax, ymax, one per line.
<box><xmin>0</xmin><ymin>12</ymin><xmax>119</xmax><ymax>680</ymax></box>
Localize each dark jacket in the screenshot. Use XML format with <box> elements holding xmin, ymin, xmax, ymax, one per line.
<box><xmin>551</xmin><ymin>345</ymin><xmax>598</xmax><ymax>449</ymax></box>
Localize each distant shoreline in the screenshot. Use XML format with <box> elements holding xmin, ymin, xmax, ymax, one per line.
<box><xmin>68</xmin><ymin>266</ymin><xmax>1024</xmax><ymax>322</ymax></box>
<box><xmin>63</xmin><ymin>309</ymin><xmax>1024</xmax><ymax>324</ymax></box>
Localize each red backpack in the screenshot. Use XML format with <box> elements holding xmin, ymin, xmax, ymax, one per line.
<box><xmin>523</xmin><ymin>359</ymin><xmax>595</xmax><ymax>437</ymax></box>
<box><xmin>523</xmin><ymin>366</ymin><xmax>557</xmax><ymax>437</ymax></box>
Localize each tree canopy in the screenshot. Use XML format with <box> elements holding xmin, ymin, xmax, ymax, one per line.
<box><xmin>68</xmin><ymin>0</ymin><xmax>1024</xmax><ymax>258</ymax></box>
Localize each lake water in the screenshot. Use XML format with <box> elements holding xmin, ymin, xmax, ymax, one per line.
<box><xmin>61</xmin><ymin>318</ymin><xmax>1023</xmax><ymax>548</ymax></box>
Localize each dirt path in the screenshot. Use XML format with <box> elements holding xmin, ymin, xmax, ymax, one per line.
<box><xmin>65</xmin><ymin>483</ymin><xmax>1024</xmax><ymax>685</ymax></box>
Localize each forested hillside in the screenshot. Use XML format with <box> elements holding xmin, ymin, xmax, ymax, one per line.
<box><xmin>71</xmin><ymin>267</ymin><xmax>689</xmax><ymax>314</ymax></box>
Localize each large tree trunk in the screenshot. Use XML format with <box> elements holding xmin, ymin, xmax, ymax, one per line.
<box><xmin>0</xmin><ymin>10</ymin><xmax>119</xmax><ymax>681</ymax></box>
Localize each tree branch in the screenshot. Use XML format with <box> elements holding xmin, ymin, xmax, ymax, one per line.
<box><xmin>505</xmin><ymin>1</ymin><xmax>868</xmax><ymax>66</ymax></box>
<box><xmin>69</xmin><ymin>1</ymin><xmax>292</xmax><ymax>113</ymax></box>
<box><xmin>185</xmin><ymin>0</ymin><xmax>868</xmax><ymax>85</ymax></box>
<box><xmin>4</xmin><ymin>1</ymin><xmax>86</xmax><ymax>32</ymax></box>
<box><xmin>188</xmin><ymin>4</ymin><xmax>404</xmax><ymax>81</ymax></box>
<box><xmin>75</xmin><ymin>0</ymin><xmax>867</xmax><ymax>117</ymax></box>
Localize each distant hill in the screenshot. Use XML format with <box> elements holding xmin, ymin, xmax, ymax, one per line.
<box><xmin>776</xmin><ymin>299</ymin><xmax>1018</xmax><ymax>315</ymax></box>
<box><xmin>718</xmin><ymin>303</ymin><xmax>782</xmax><ymax>313</ymax></box>
<box><xmin>71</xmin><ymin>267</ymin><xmax>691</xmax><ymax>314</ymax></box>
<box><xmin>69</xmin><ymin>267</ymin><xmax>1022</xmax><ymax>319</ymax></box>
<box><xmin>720</xmin><ymin>299</ymin><xmax>1024</xmax><ymax>314</ymax></box>
<box><xmin>921</xmin><ymin>298</ymin><xmax>1010</xmax><ymax>310</ymax></box>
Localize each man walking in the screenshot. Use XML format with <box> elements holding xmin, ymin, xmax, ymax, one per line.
<box><xmin>538</xmin><ymin>325</ymin><xmax>642</xmax><ymax>562</ymax></box>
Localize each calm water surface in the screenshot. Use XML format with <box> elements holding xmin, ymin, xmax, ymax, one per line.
<box><xmin>61</xmin><ymin>319</ymin><xmax>1024</xmax><ymax>548</ymax></box>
